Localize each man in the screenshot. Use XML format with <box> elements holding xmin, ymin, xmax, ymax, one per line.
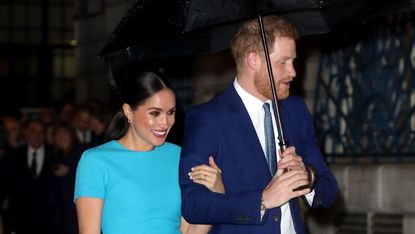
<box><xmin>1</xmin><ymin>114</ymin><xmax>25</xmax><ymax>151</ymax></box>
<box><xmin>179</xmin><ymin>15</ymin><xmax>338</xmax><ymax>233</ymax></box>
<box><xmin>0</xmin><ymin>113</ymin><xmax>25</xmax><ymax>234</ymax></box>
<box><xmin>72</xmin><ymin>105</ymin><xmax>94</xmax><ymax>146</ymax></box>
<box><xmin>7</xmin><ymin>119</ymin><xmax>59</xmax><ymax>234</ymax></box>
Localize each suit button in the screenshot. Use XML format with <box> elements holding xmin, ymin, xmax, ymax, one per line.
<box><xmin>272</xmin><ymin>215</ymin><xmax>279</xmax><ymax>222</ymax></box>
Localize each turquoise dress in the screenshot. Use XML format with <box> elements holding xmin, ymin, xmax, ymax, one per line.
<box><xmin>74</xmin><ymin>140</ymin><xmax>181</xmax><ymax>234</ymax></box>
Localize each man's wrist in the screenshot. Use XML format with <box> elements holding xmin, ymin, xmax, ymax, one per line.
<box><xmin>261</xmin><ymin>190</ymin><xmax>271</xmax><ymax>210</ymax></box>
<box><xmin>260</xmin><ymin>191</ymin><xmax>268</xmax><ymax>221</ymax></box>
<box><xmin>261</xmin><ymin>196</ymin><xmax>267</xmax><ymax>211</ymax></box>
<box><xmin>306</xmin><ymin>165</ymin><xmax>317</xmax><ymax>190</ymax></box>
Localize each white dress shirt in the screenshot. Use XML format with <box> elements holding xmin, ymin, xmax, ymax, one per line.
<box><xmin>76</xmin><ymin>129</ymin><xmax>92</xmax><ymax>144</ymax></box>
<box><xmin>27</xmin><ymin>145</ymin><xmax>45</xmax><ymax>176</ymax></box>
<box><xmin>234</xmin><ymin>79</ymin><xmax>315</xmax><ymax>233</ymax></box>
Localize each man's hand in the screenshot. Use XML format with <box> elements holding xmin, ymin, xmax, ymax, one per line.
<box><xmin>262</xmin><ymin>146</ymin><xmax>310</xmax><ymax>209</ymax></box>
<box><xmin>278</xmin><ymin>146</ymin><xmax>306</xmax><ymax>172</ymax></box>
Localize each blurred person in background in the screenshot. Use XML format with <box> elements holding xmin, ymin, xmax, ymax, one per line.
<box><xmin>45</xmin><ymin>124</ymin><xmax>57</xmax><ymax>147</ymax></box>
<box><xmin>7</xmin><ymin>119</ymin><xmax>59</xmax><ymax>234</ymax></box>
<box><xmin>59</xmin><ymin>102</ymin><xmax>76</xmax><ymax>125</ymax></box>
<box><xmin>89</xmin><ymin>110</ymin><xmax>112</xmax><ymax>146</ymax></box>
<box><xmin>72</xmin><ymin>105</ymin><xmax>95</xmax><ymax>147</ymax></box>
<box><xmin>1</xmin><ymin>115</ymin><xmax>25</xmax><ymax>151</ymax></box>
<box><xmin>0</xmin><ymin>124</ymin><xmax>6</xmax><ymax>234</ymax></box>
<box><xmin>40</xmin><ymin>108</ymin><xmax>58</xmax><ymax>126</ymax></box>
<box><xmin>0</xmin><ymin>112</ymin><xmax>25</xmax><ymax>234</ymax></box>
<box><xmin>53</xmin><ymin>123</ymin><xmax>85</xmax><ymax>234</ymax></box>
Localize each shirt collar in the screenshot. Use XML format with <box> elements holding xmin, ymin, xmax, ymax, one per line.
<box><xmin>28</xmin><ymin>145</ymin><xmax>45</xmax><ymax>156</ymax></box>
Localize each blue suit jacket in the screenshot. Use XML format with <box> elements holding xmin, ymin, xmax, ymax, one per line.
<box><xmin>179</xmin><ymin>85</ymin><xmax>337</xmax><ymax>234</ymax></box>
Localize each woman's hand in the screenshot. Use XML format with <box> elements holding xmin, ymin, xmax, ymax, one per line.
<box><xmin>188</xmin><ymin>156</ymin><xmax>225</xmax><ymax>194</ymax></box>
<box><xmin>185</xmin><ymin>156</ymin><xmax>224</xmax><ymax>234</ymax></box>
<box><xmin>53</xmin><ymin>164</ymin><xmax>70</xmax><ymax>177</ymax></box>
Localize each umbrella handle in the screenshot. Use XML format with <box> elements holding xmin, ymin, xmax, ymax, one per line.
<box><xmin>279</xmin><ymin>138</ymin><xmax>289</xmax><ymax>152</ymax></box>
<box><xmin>280</xmin><ymin>140</ymin><xmax>290</xmax><ymax>173</ymax></box>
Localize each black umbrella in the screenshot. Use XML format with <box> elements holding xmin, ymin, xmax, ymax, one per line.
<box><xmin>99</xmin><ymin>0</ymin><xmax>339</xmax><ymax>57</ymax></box>
<box><xmin>99</xmin><ymin>0</ymin><xmax>414</xmax><ymax>151</ymax></box>
<box><xmin>100</xmin><ymin>0</ymin><xmax>360</xmax><ymax>151</ymax></box>
<box><xmin>99</xmin><ymin>0</ymin><xmax>415</xmax><ymax>58</ymax></box>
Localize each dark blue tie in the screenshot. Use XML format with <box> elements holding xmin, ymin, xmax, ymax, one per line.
<box><xmin>263</xmin><ymin>103</ymin><xmax>277</xmax><ymax>176</ymax></box>
<box><xmin>31</xmin><ymin>151</ymin><xmax>37</xmax><ymax>177</ymax></box>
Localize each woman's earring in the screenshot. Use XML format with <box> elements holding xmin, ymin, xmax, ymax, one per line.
<box><xmin>128</xmin><ymin>119</ymin><xmax>132</xmax><ymax>124</ymax></box>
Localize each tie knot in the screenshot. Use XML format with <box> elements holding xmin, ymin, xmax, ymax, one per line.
<box><xmin>263</xmin><ymin>102</ymin><xmax>271</xmax><ymax>113</ymax></box>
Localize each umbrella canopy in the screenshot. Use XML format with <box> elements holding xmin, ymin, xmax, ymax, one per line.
<box><xmin>100</xmin><ymin>0</ymin><xmax>415</xmax><ymax>151</ymax></box>
<box><xmin>100</xmin><ymin>0</ymin><xmax>345</xmax><ymax>151</ymax></box>
<box><xmin>99</xmin><ymin>0</ymin><xmax>415</xmax><ymax>57</ymax></box>
<box><xmin>99</xmin><ymin>0</ymin><xmax>336</xmax><ymax>57</ymax></box>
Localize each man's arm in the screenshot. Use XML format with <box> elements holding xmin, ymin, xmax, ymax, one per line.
<box><xmin>298</xmin><ymin>98</ymin><xmax>338</xmax><ymax>208</ymax></box>
<box><xmin>179</xmin><ymin>107</ymin><xmax>264</xmax><ymax>225</ymax></box>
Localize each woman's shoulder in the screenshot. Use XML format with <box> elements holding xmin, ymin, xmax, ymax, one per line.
<box><xmin>81</xmin><ymin>140</ymin><xmax>118</xmax><ymax>159</ymax></box>
<box><xmin>160</xmin><ymin>142</ymin><xmax>181</xmax><ymax>154</ymax></box>
<box><xmin>160</xmin><ymin>142</ymin><xmax>182</xmax><ymax>156</ymax></box>
<box><xmin>86</xmin><ymin>139</ymin><xmax>116</xmax><ymax>150</ymax></box>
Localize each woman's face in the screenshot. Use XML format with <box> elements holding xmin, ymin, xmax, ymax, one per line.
<box><xmin>125</xmin><ymin>88</ymin><xmax>176</xmax><ymax>150</ymax></box>
<box><xmin>54</xmin><ymin>129</ymin><xmax>72</xmax><ymax>152</ymax></box>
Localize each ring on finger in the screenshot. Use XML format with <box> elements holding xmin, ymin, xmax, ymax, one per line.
<box><xmin>204</xmin><ymin>175</ymin><xmax>207</xmax><ymax>181</ymax></box>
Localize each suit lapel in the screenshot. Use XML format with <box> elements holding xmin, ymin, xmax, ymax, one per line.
<box><xmin>222</xmin><ymin>86</ymin><xmax>272</xmax><ymax>177</ymax></box>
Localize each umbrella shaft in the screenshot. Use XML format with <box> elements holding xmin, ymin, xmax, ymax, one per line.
<box><xmin>257</xmin><ymin>14</ymin><xmax>288</xmax><ymax>151</ymax></box>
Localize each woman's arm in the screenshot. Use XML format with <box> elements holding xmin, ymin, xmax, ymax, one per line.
<box><xmin>184</xmin><ymin>220</ymin><xmax>212</xmax><ymax>234</ymax></box>
<box><xmin>76</xmin><ymin>197</ymin><xmax>104</xmax><ymax>234</ymax></box>
<box><xmin>183</xmin><ymin>156</ymin><xmax>224</xmax><ymax>234</ymax></box>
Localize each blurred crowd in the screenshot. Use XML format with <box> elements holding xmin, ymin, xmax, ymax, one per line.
<box><xmin>0</xmin><ymin>100</ymin><xmax>113</xmax><ymax>234</ymax></box>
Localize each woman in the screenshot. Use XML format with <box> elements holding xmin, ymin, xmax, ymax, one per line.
<box><xmin>89</xmin><ymin>110</ymin><xmax>111</xmax><ymax>146</ymax></box>
<box><xmin>53</xmin><ymin>123</ymin><xmax>86</xmax><ymax>234</ymax></box>
<box><xmin>74</xmin><ymin>71</ymin><xmax>223</xmax><ymax>234</ymax></box>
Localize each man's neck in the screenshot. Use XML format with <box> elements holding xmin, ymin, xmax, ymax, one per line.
<box><xmin>236</xmin><ymin>74</ymin><xmax>267</xmax><ymax>102</ymax></box>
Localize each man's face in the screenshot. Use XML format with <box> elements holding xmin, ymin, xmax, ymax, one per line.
<box><xmin>74</xmin><ymin>111</ymin><xmax>91</xmax><ymax>131</ymax></box>
<box><xmin>254</xmin><ymin>37</ymin><xmax>297</xmax><ymax>100</ymax></box>
<box><xmin>3</xmin><ymin>117</ymin><xmax>21</xmax><ymax>139</ymax></box>
<box><xmin>25</xmin><ymin>122</ymin><xmax>45</xmax><ymax>149</ymax></box>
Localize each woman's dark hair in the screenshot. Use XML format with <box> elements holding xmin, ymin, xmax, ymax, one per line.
<box><xmin>105</xmin><ymin>71</ymin><xmax>174</xmax><ymax>141</ymax></box>
<box><xmin>53</xmin><ymin>122</ymin><xmax>79</xmax><ymax>153</ymax></box>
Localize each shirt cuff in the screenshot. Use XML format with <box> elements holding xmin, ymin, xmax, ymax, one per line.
<box><xmin>305</xmin><ymin>189</ymin><xmax>315</xmax><ymax>206</ymax></box>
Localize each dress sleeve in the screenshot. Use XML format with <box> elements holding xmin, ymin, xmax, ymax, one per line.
<box><xmin>74</xmin><ymin>150</ymin><xmax>107</xmax><ymax>202</ymax></box>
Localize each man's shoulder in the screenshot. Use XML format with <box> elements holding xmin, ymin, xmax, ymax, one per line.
<box><xmin>282</xmin><ymin>95</ymin><xmax>304</xmax><ymax>104</ymax></box>
<box><xmin>280</xmin><ymin>96</ymin><xmax>308</xmax><ymax>111</ymax></box>
<box><xmin>188</xmin><ymin>86</ymin><xmax>235</xmax><ymax>113</ymax></box>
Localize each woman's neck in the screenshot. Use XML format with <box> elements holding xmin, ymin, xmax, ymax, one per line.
<box><xmin>118</xmin><ymin>131</ymin><xmax>154</xmax><ymax>152</ymax></box>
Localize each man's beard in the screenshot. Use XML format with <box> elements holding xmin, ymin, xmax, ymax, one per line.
<box><xmin>254</xmin><ymin>73</ymin><xmax>273</xmax><ymax>100</ymax></box>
